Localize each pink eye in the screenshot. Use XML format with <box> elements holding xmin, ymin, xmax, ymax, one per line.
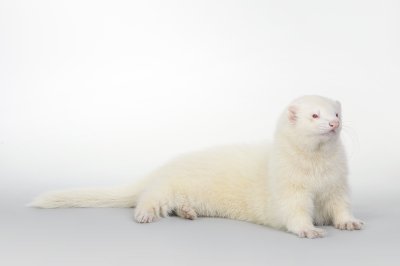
<box><xmin>312</xmin><ymin>114</ymin><xmax>319</xmax><ymax>119</ymax></box>
<box><xmin>336</xmin><ymin>113</ymin><xmax>339</xmax><ymax>118</ymax></box>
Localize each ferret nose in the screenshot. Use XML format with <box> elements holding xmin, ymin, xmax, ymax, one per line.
<box><xmin>329</xmin><ymin>120</ymin><xmax>339</xmax><ymax>129</ymax></box>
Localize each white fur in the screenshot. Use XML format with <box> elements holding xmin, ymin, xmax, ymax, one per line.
<box><xmin>30</xmin><ymin>95</ymin><xmax>364</xmax><ymax>238</ymax></box>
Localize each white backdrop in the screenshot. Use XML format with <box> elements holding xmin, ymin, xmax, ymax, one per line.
<box><xmin>1</xmin><ymin>0</ymin><xmax>399</xmax><ymax>196</ymax></box>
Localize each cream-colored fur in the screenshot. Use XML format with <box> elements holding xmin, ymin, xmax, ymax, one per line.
<box><xmin>30</xmin><ymin>95</ymin><xmax>364</xmax><ymax>238</ymax></box>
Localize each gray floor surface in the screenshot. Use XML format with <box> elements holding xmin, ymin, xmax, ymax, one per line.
<box><xmin>1</xmin><ymin>187</ymin><xmax>399</xmax><ymax>266</ymax></box>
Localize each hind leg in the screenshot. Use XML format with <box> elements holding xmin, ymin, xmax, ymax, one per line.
<box><xmin>134</xmin><ymin>188</ymin><xmax>172</xmax><ymax>223</ymax></box>
<box><xmin>175</xmin><ymin>204</ymin><xmax>197</xmax><ymax>220</ymax></box>
<box><xmin>134</xmin><ymin>202</ymin><xmax>170</xmax><ymax>223</ymax></box>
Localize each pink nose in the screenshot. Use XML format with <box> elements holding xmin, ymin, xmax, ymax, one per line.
<box><xmin>329</xmin><ymin>120</ymin><xmax>340</xmax><ymax>129</ymax></box>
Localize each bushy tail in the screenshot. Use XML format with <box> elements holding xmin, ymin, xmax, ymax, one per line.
<box><xmin>29</xmin><ymin>183</ymin><xmax>145</xmax><ymax>208</ymax></box>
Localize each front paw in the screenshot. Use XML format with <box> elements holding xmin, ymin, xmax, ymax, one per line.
<box><xmin>294</xmin><ymin>227</ymin><xmax>326</xmax><ymax>239</ymax></box>
<box><xmin>334</xmin><ymin>219</ymin><xmax>364</xmax><ymax>230</ymax></box>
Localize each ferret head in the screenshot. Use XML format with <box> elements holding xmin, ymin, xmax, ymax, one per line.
<box><xmin>279</xmin><ymin>95</ymin><xmax>342</xmax><ymax>146</ymax></box>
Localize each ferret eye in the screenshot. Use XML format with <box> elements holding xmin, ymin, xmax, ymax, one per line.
<box><xmin>336</xmin><ymin>113</ymin><xmax>339</xmax><ymax>117</ymax></box>
<box><xmin>312</xmin><ymin>114</ymin><xmax>319</xmax><ymax>119</ymax></box>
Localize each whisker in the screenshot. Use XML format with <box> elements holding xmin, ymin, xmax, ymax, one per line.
<box><xmin>340</xmin><ymin>123</ymin><xmax>360</xmax><ymax>160</ymax></box>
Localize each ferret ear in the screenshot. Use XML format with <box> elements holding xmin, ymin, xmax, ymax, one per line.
<box><xmin>336</xmin><ymin>100</ymin><xmax>342</xmax><ymax>111</ymax></box>
<box><xmin>287</xmin><ymin>105</ymin><xmax>298</xmax><ymax>124</ymax></box>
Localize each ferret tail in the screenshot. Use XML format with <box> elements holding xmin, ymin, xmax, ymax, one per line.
<box><xmin>28</xmin><ymin>181</ymin><xmax>147</xmax><ymax>208</ymax></box>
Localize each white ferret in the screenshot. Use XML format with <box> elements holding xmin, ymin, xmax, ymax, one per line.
<box><xmin>30</xmin><ymin>95</ymin><xmax>364</xmax><ymax>238</ymax></box>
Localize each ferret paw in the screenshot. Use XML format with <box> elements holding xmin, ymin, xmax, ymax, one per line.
<box><xmin>134</xmin><ymin>200</ymin><xmax>171</xmax><ymax>223</ymax></box>
<box><xmin>176</xmin><ymin>205</ymin><xmax>197</xmax><ymax>220</ymax></box>
<box><xmin>296</xmin><ymin>227</ymin><xmax>326</xmax><ymax>239</ymax></box>
<box><xmin>134</xmin><ymin>207</ymin><xmax>159</xmax><ymax>223</ymax></box>
<box><xmin>334</xmin><ymin>219</ymin><xmax>364</xmax><ymax>230</ymax></box>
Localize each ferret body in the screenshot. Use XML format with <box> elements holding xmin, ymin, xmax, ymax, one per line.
<box><xmin>31</xmin><ymin>95</ymin><xmax>363</xmax><ymax>238</ymax></box>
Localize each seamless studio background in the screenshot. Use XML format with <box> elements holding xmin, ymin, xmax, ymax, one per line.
<box><xmin>1</xmin><ymin>1</ymin><xmax>400</xmax><ymax>266</ymax></box>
